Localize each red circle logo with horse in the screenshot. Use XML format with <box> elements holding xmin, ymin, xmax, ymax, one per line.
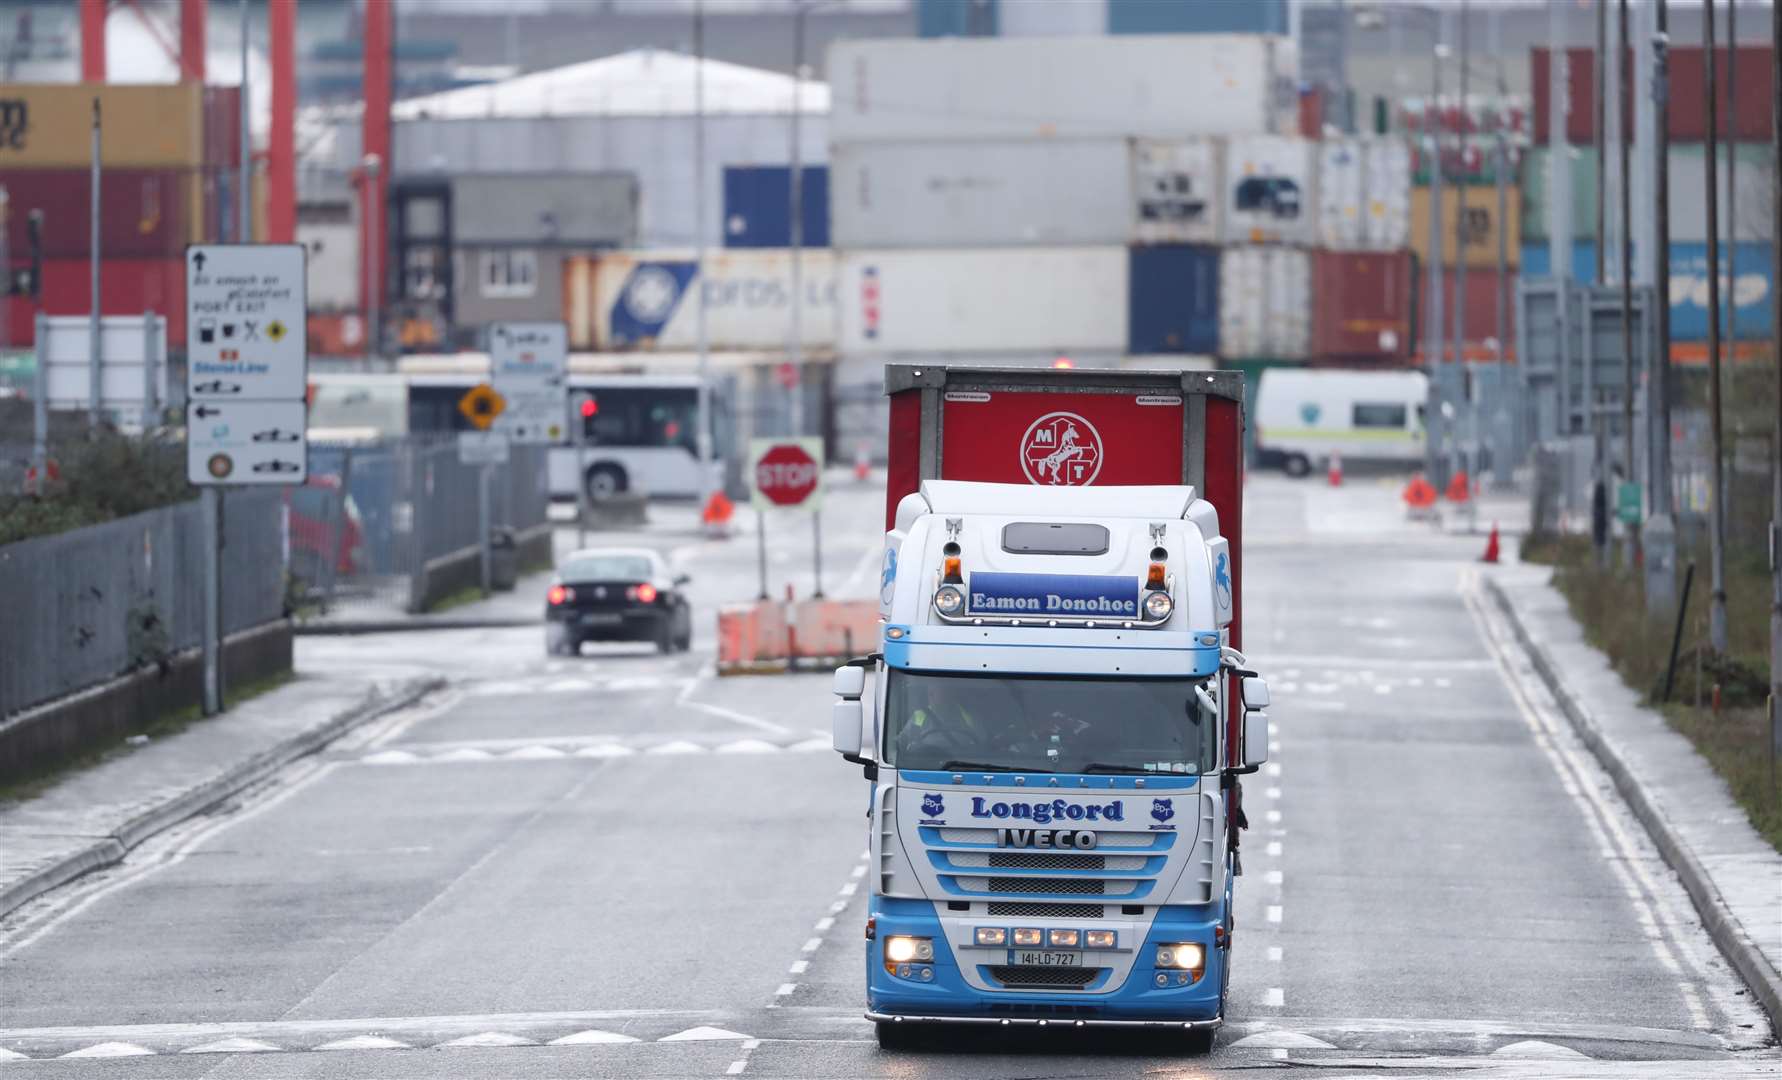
<box><xmin>1019</xmin><ymin>412</ymin><xmax>1103</xmax><ymax>486</ymax></box>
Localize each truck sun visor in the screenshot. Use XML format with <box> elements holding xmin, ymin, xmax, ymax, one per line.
<box><xmin>1000</xmin><ymin>522</ymin><xmax>1111</xmax><ymax>556</ymax></box>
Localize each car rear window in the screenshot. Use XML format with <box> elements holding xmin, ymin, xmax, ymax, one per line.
<box><xmin>560</xmin><ymin>555</ymin><xmax>653</xmax><ymax>581</ymax></box>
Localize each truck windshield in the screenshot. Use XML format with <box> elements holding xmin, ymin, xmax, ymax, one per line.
<box><xmin>883</xmin><ymin>671</ymin><xmax>1217</xmax><ymax>776</ymax></box>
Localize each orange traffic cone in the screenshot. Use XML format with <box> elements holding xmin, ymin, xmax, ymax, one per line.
<box><xmin>1327</xmin><ymin>452</ymin><xmax>1343</xmax><ymax>487</ymax></box>
<box><xmin>1481</xmin><ymin>523</ymin><xmax>1500</xmax><ymax>564</ymax></box>
<box><xmin>1445</xmin><ymin>469</ymin><xmax>1471</xmax><ymax>503</ymax></box>
<box><xmin>701</xmin><ymin>491</ymin><xmax>734</xmax><ymax>537</ymax></box>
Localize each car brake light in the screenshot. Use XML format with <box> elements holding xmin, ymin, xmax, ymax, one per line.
<box><xmin>631</xmin><ymin>583</ymin><xmax>658</xmax><ymax>603</ymax></box>
<box><xmin>548</xmin><ymin>585</ymin><xmax>569</xmax><ymax>605</ymax></box>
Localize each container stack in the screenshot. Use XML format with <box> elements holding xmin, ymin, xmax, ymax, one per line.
<box><xmin>1527</xmin><ymin>45</ymin><xmax>1774</xmax><ymax>365</ymax></box>
<box><xmin>827</xmin><ymin>32</ymin><xmax>1301</xmax><ymax>401</ymax></box>
<box><xmin>2</xmin><ymin>83</ymin><xmax>244</xmax><ymax>350</ymax></box>
<box><xmin>1404</xmin><ymin>96</ymin><xmax>1526</xmax><ymax>366</ymax></box>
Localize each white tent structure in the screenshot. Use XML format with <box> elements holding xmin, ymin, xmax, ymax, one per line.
<box><xmin>386</xmin><ymin>49</ymin><xmax>829</xmax><ymax>248</ymax></box>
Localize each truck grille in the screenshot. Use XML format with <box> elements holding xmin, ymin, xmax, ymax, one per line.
<box><xmin>943</xmin><ymin>852</ymin><xmax>1147</xmax><ymax>872</ymax></box>
<box><xmin>987</xmin><ymin>902</ymin><xmax>1103</xmax><ymax>919</ymax></box>
<box><xmin>986</xmin><ymin>876</ymin><xmax>1104</xmax><ymax>895</ymax></box>
<box><xmin>989</xmin><ymin>966</ymin><xmax>1101</xmax><ymax>989</ymax></box>
<box><xmin>921</xmin><ymin>810</ymin><xmax>1184</xmax><ymax>902</ymax></box>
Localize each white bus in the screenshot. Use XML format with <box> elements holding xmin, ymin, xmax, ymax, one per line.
<box><xmin>307</xmin><ymin>358</ymin><xmax>734</xmax><ymax>501</ymax></box>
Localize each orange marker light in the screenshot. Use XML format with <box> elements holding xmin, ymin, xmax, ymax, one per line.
<box><xmin>942</xmin><ymin>556</ymin><xmax>962</xmax><ymax>582</ymax></box>
<box><xmin>1145</xmin><ymin>563</ymin><xmax>1167</xmax><ymax>589</ymax></box>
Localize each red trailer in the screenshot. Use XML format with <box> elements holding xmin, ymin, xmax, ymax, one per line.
<box><xmin>880</xmin><ymin>362</ymin><xmax>1251</xmax><ymax>782</ymax></box>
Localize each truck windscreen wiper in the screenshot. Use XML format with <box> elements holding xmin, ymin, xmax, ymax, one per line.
<box><xmin>938</xmin><ymin>760</ymin><xmax>1052</xmax><ymax>774</ymax></box>
<box><xmin>1078</xmin><ymin>762</ymin><xmax>1180</xmax><ymax>775</ymax></box>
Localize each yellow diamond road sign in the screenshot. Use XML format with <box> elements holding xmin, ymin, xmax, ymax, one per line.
<box><xmin>458</xmin><ymin>383</ymin><xmax>506</xmax><ymax>431</ymax></box>
<box><xmin>266</xmin><ymin>319</ymin><xmax>288</xmax><ymax>343</ymax></box>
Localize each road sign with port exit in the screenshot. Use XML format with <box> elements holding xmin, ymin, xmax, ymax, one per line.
<box><xmin>185</xmin><ymin>400</ymin><xmax>308</xmax><ymax>485</ymax></box>
<box><xmin>186</xmin><ymin>244</ymin><xmax>307</xmax><ymax>402</ymax></box>
<box><xmin>490</xmin><ymin>321</ymin><xmax>568</xmax><ymax>444</ymax></box>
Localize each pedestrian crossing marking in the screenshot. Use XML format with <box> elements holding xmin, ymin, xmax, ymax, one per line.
<box><xmin>442</xmin><ymin>1032</ymin><xmax>535</xmax><ymax>1047</ymax></box>
<box><xmin>549</xmin><ymin>1030</ymin><xmax>639</xmax><ymax>1045</ymax></box>
<box><xmin>316</xmin><ymin>1035</ymin><xmax>410</xmax><ymax>1051</ymax></box>
<box><xmin>61</xmin><ymin>1042</ymin><xmax>153</xmax><ymax>1058</ymax></box>
<box><xmin>182</xmin><ymin>1038</ymin><xmax>281</xmax><ymax>1054</ymax></box>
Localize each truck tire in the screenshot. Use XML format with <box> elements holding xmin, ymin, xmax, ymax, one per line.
<box><xmin>584</xmin><ymin>463</ymin><xmax>629</xmax><ymax>502</ymax></box>
<box><xmin>1283</xmin><ymin>453</ymin><xmax>1311</xmax><ymax>478</ymax></box>
<box><xmin>874</xmin><ymin>1021</ymin><xmax>923</xmax><ymax>1051</ymax></box>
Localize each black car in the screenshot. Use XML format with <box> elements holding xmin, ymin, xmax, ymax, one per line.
<box><xmin>545</xmin><ymin>548</ymin><xmax>692</xmax><ymax>656</ymax></box>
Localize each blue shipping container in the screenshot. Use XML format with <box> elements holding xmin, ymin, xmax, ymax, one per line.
<box><xmin>1110</xmin><ymin>0</ymin><xmax>1288</xmax><ymax>34</ymax></box>
<box><xmin>1521</xmin><ymin>239</ymin><xmax>1773</xmax><ymax>342</ymax></box>
<box><xmin>723</xmin><ymin>166</ymin><xmax>830</xmax><ymax>249</ymax></box>
<box><xmin>1129</xmin><ymin>245</ymin><xmax>1220</xmax><ymax>355</ymax></box>
<box><xmin>917</xmin><ymin>0</ymin><xmax>998</xmax><ymax>37</ymax></box>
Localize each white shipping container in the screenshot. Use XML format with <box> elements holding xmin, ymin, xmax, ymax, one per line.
<box><xmin>1131</xmin><ymin>138</ymin><xmax>1224</xmax><ymax>245</ymax></box>
<box><xmin>1316</xmin><ymin>139</ymin><xmax>1412</xmax><ymax>252</ymax></box>
<box><xmin>570</xmin><ymin>249</ymin><xmax>837</xmax><ymax>352</ymax></box>
<box><xmin>831</xmin><ymin>139</ymin><xmax>1132</xmax><ymax>248</ymax></box>
<box><xmin>829</xmin><ymin>35</ymin><xmax>1297</xmax><ymax>143</ymax></box>
<box><xmin>1224</xmin><ymin>136</ymin><xmax>1317</xmax><ymax>246</ymax></box>
<box><xmin>297</xmin><ymin>220</ymin><xmax>358</xmax><ymax>311</ymax></box>
<box><xmin>1219</xmin><ymin>247</ymin><xmax>1311</xmax><ymax>359</ymax></box>
<box><xmin>839</xmin><ymin>248</ymin><xmax>1128</xmax><ymax>354</ymax></box>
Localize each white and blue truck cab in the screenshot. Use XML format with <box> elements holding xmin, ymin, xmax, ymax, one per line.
<box><xmin>832</xmin><ymin>479</ymin><xmax>1270</xmax><ymax>1052</ymax></box>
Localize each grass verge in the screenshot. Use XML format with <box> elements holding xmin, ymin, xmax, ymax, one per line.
<box><xmin>1527</xmin><ymin>534</ymin><xmax>1781</xmax><ymax>852</ymax></box>
<box><xmin>0</xmin><ymin>670</ymin><xmax>296</xmax><ymax>808</ymax></box>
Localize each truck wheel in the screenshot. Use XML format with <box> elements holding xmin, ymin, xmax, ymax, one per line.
<box><xmin>874</xmin><ymin>1021</ymin><xmax>923</xmax><ymax>1051</ymax></box>
<box><xmin>1283</xmin><ymin>453</ymin><xmax>1311</xmax><ymax>478</ymax></box>
<box><xmin>584</xmin><ymin>463</ymin><xmax>628</xmax><ymax>502</ymax></box>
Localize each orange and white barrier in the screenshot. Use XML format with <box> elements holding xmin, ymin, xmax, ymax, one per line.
<box><xmin>718</xmin><ymin>597</ymin><xmax>879</xmax><ymax>674</ymax></box>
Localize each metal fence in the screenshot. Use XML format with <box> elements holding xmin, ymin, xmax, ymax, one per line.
<box><xmin>304</xmin><ymin>436</ymin><xmax>551</xmax><ymax>615</ymax></box>
<box><xmin>0</xmin><ymin>489</ymin><xmax>285</xmax><ymax>719</ymax></box>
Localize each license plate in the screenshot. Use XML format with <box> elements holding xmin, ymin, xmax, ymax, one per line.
<box><xmin>580</xmin><ymin>613</ymin><xmax>622</xmax><ymax>626</ymax></box>
<box><xmin>1008</xmin><ymin>950</ymin><xmax>1083</xmax><ymax>968</ymax></box>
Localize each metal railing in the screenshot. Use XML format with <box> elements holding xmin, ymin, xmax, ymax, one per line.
<box><xmin>303</xmin><ymin>435</ymin><xmax>551</xmax><ymax>616</ymax></box>
<box><xmin>0</xmin><ymin>488</ymin><xmax>285</xmax><ymax>719</ymax></box>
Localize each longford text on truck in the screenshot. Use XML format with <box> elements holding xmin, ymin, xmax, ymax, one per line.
<box><xmin>832</xmin><ymin>366</ymin><xmax>1269</xmax><ymax>1052</ymax></box>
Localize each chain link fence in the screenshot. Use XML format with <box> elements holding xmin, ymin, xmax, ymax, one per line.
<box><xmin>0</xmin><ymin>488</ymin><xmax>285</xmax><ymax>719</ymax></box>
<box><xmin>303</xmin><ymin>436</ymin><xmax>551</xmax><ymax>617</ymax></box>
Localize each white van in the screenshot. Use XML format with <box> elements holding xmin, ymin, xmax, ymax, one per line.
<box><xmin>1254</xmin><ymin>368</ymin><xmax>1428</xmax><ymax>476</ymax></box>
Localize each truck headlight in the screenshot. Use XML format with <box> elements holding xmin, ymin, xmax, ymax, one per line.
<box><xmin>884</xmin><ymin>936</ymin><xmax>933</xmax><ymax>964</ymax></box>
<box><xmin>1085</xmin><ymin>930</ymin><xmax>1117</xmax><ymax>949</ymax></box>
<box><xmin>974</xmin><ymin>927</ymin><xmax>1007</xmax><ymax>946</ymax></box>
<box><xmin>1156</xmin><ymin>943</ymin><xmax>1205</xmax><ymax>971</ymax></box>
<box><xmin>934</xmin><ymin>585</ymin><xmax>965</xmax><ymax>616</ymax></box>
<box><xmin>1143</xmin><ymin>591</ymin><xmax>1173</xmax><ymax>620</ymax></box>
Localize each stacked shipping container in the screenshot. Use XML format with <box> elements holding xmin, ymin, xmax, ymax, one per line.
<box><xmin>2</xmin><ymin>83</ymin><xmax>243</xmax><ymax>349</ymax></box>
<box><xmin>1524</xmin><ymin>45</ymin><xmax>1775</xmax><ymax>363</ymax></box>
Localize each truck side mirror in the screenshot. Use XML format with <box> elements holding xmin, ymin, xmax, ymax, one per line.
<box><xmin>1242</xmin><ymin>711</ymin><xmax>1270</xmax><ymax>769</ymax></box>
<box><xmin>834</xmin><ymin>665</ymin><xmax>866</xmax><ymax>699</ymax></box>
<box><xmin>1241</xmin><ymin>676</ymin><xmax>1270</xmax><ymax>712</ymax></box>
<box><xmin>832</xmin><ymin>700</ymin><xmax>864</xmax><ymax>758</ymax></box>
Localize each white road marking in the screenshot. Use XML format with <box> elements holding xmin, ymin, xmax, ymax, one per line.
<box><xmin>361</xmin><ymin>750</ymin><xmax>420</xmax><ymax>765</ymax></box>
<box><xmin>1266</xmin><ymin>905</ymin><xmax>1283</xmax><ymax>924</ymax></box>
<box><xmin>1266</xmin><ymin>841</ymin><xmax>1282</xmax><ymax>857</ymax></box>
<box><xmin>504</xmin><ymin>746</ymin><xmax>567</xmax><ymax>760</ymax></box>
<box><xmin>789</xmin><ymin>960</ymin><xmax>808</xmax><ymax>975</ymax></box>
<box><xmin>775</xmin><ymin>983</ymin><xmax>797</xmax><ymax>997</ymax></box>
<box><xmin>548</xmin><ymin>1030</ymin><xmax>640</xmax><ymax>1044</ymax></box>
<box><xmin>828</xmin><ymin>900</ymin><xmax>847</xmax><ymax>914</ymax></box>
<box><xmin>1266</xmin><ymin>870</ymin><xmax>1283</xmax><ymax>886</ymax></box>
<box><xmin>659</xmin><ymin>1027</ymin><xmax>751</xmax><ymax>1042</ymax></box>
<box><xmin>850</xmin><ymin>864</ymin><xmax>867</xmax><ymax>879</ymax></box>
<box><xmin>802</xmin><ymin>937</ymin><xmax>823</xmax><ymax>953</ymax></box>
<box><xmin>433</xmin><ymin>747</ymin><xmax>494</xmax><ymax>762</ymax></box>
<box><xmin>1265</xmin><ymin>787</ymin><xmax>1282</xmax><ymax>799</ymax></box>
<box><xmin>838</xmin><ymin>882</ymin><xmax>858</xmax><ymax>897</ymax></box>
<box><xmin>726</xmin><ymin>1061</ymin><xmax>748</xmax><ymax>1075</ymax></box>
<box><xmin>715</xmin><ymin>739</ymin><xmax>781</xmax><ymax>754</ymax></box>
<box><xmin>1229</xmin><ymin>1031</ymin><xmax>1335</xmax><ymax>1050</ymax></box>
<box><xmin>646</xmin><ymin>740</ymin><xmax>706</xmax><ymax>755</ymax></box>
<box><xmin>742</xmin><ymin>1039</ymin><xmax>762</xmax><ymax>1051</ymax></box>
<box><xmin>576</xmin><ymin>743</ymin><xmax>636</xmax><ymax>758</ymax></box>
<box><xmin>316</xmin><ymin>1035</ymin><xmax>410</xmax><ymax>1051</ymax></box>
<box><xmin>675</xmin><ymin>669</ymin><xmax>790</xmax><ymax>736</ymax></box>
<box><xmin>814</xmin><ymin>917</ymin><xmax>836</xmax><ymax>933</ymax></box>
<box><xmin>62</xmin><ymin>1043</ymin><xmax>153</xmax><ymax>1058</ymax></box>
<box><xmin>786</xmin><ymin>737</ymin><xmax>831</xmax><ymax>752</ymax></box>
<box><xmin>1264</xmin><ymin>762</ymin><xmax>1281</xmax><ymax>777</ymax></box>
<box><xmin>1265</xmin><ymin>810</ymin><xmax>1282</xmax><ymax>824</ymax></box>
<box><xmin>1261</xmin><ymin>988</ymin><xmax>1285</xmax><ymax>1007</ymax></box>
<box><xmin>181</xmin><ymin>1038</ymin><xmax>281</xmax><ymax>1054</ymax></box>
<box><xmin>1267</xmin><ymin>946</ymin><xmax>1283</xmax><ymax>962</ymax></box>
<box><xmin>0</xmin><ymin>1050</ymin><xmax>24</xmax><ymax>1061</ymax></box>
<box><xmin>442</xmin><ymin>1032</ymin><xmax>534</xmax><ymax>1048</ymax></box>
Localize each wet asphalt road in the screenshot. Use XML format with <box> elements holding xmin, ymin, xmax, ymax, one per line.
<box><xmin>0</xmin><ymin>475</ymin><xmax>1775</xmax><ymax>1079</ymax></box>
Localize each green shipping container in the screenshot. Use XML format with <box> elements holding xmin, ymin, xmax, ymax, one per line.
<box><xmin>1521</xmin><ymin>146</ymin><xmax>1598</xmax><ymax>243</ymax></box>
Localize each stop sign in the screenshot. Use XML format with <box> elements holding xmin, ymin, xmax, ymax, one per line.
<box><xmin>751</xmin><ymin>439</ymin><xmax>823</xmax><ymax>509</ymax></box>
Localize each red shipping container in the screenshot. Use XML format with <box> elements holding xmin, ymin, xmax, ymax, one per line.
<box><xmin>9</xmin><ymin>257</ymin><xmax>188</xmax><ymax>347</ymax></box>
<box><xmin>1</xmin><ymin>169</ymin><xmax>200</xmax><ymax>260</ymax></box>
<box><xmin>1415</xmin><ymin>265</ymin><xmax>1518</xmax><ymax>364</ymax></box>
<box><xmin>1312</xmin><ymin>251</ymin><xmax>1415</xmax><ymax>363</ymax></box>
<box><xmin>1533</xmin><ymin>45</ymin><xmax>1772</xmax><ymax>144</ymax></box>
<box><xmin>204</xmin><ymin>86</ymin><xmax>243</xmax><ymax>169</ymax></box>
